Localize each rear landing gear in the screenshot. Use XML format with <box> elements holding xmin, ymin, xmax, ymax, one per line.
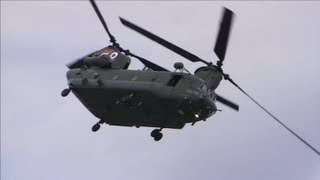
<box><xmin>61</xmin><ymin>88</ymin><xmax>71</xmax><ymax>97</ymax></box>
<box><xmin>92</xmin><ymin>123</ymin><xmax>101</xmax><ymax>132</ymax></box>
<box><xmin>151</xmin><ymin>129</ymin><xmax>163</xmax><ymax>141</ymax></box>
<box><xmin>92</xmin><ymin>120</ymin><xmax>104</xmax><ymax>132</ymax></box>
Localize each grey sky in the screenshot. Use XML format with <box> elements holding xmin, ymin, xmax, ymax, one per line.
<box><xmin>1</xmin><ymin>1</ymin><xmax>320</xmax><ymax>180</ymax></box>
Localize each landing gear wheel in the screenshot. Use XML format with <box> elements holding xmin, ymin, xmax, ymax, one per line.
<box><xmin>92</xmin><ymin>123</ymin><xmax>100</xmax><ymax>132</ymax></box>
<box><xmin>61</xmin><ymin>88</ymin><xmax>71</xmax><ymax>97</ymax></box>
<box><xmin>153</xmin><ymin>132</ymin><xmax>163</xmax><ymax>141</ymax></box>
<box><xmin>151</xmin><ymin>129</ymin><xmax>163</xmax><ymax>141</ymax></box>
<box><xmin>151</xmin><ymin>129</ymin><xmax>160</xmax><ymax>137</ymax></box>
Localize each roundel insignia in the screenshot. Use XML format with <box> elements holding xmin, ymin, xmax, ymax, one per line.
<box><xmin>100</xmin><ymin>47</ymin><xmax>119</xmax><ymax>60</ymax></box>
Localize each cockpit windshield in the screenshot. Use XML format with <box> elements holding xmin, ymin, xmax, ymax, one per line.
<box><xmin>200</xmin><ymin>83</ymin><xmax>215</xmax><ymax>98</ymax></box>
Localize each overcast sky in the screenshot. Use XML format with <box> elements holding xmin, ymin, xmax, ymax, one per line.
<box><xmin>1</xmin><ymin>1</ymin><xmax>320</xmax><ymax>180</ymax></box>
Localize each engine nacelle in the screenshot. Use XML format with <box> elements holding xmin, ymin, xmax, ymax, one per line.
<box><xmin>84</xmin><ymin>46</ymin><xmax>131</xmax><ymax>69</ymax></box>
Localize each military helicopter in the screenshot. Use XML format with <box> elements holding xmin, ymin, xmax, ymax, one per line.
<box><xmin>62</xmin><ymin>0</ymin><xmax>240</xmax><ymax>141</ymax></box>
<box><xmin>61</xmin><ymin>0</ymin><xmax>320</xmax><ymax>156</ymax></box>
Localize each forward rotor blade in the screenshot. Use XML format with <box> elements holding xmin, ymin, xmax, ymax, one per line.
<box><xmin>216</xmin><ymin>94</ymin><xmax>239</xmax><ymax>111</ymax></box>
<box><xmin>119</xmin><ymin>17</ymin><xmax>211</xmax><ymax>66</ymax></box>
<box><xmin>89</xmin><ymin>0</ymin><xmax>116</xmax><ymax>43</ymax></box>
<box><xmin>214</xmin><ymin>8</ymin><xmax>234</xmax><ymax>65</ymax></box>
<box><xmin>128</xmin><ymin>52</ymin><xmax>169</xmax><ymax>72</ymax></box>
<box><xmin>67</xmin><ymin>51</ymin><xmax>95</xmax><ymax>69</ymax></box>
<box><xmin>222</xmin><ymin>73</ymin><xmax>320</xmax><ymax>157</ymax></box>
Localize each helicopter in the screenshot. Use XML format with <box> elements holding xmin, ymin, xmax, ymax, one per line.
<box><xmin>61</xmin><ymin>0</ymin><xmax>320</xmax><ymax>155</ymax></box>
<box><xmin>62</xmin><ymin>0</ymin><xmax>238</xmax><ymax>141</ymax></box>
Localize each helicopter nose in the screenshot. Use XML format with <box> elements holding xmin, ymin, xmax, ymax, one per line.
<box><xmin>191</xmin><ymin>97</ymin><xmax>217</xmax><ymax>120</ymax></box>
<box><xmin>201</xmin><ymin>98</ymin><xmax>217</xmax><ymax>118</ymax></box>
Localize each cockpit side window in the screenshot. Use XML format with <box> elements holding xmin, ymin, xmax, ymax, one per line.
<box><xmin>201</xmin><ymin>83</ymin><xmax>215</xmax><ymax>98</ymax></box>
<box><xmin>200</xmin><ymin>83</ymin><xmax>208</xmax><ymax>92</ymax></box>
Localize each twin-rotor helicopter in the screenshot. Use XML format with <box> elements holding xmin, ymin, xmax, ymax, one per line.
<box><xmin>61</xmin><ymin>0</ymin><xmax>320</xmax><ymax>157</ymax></box>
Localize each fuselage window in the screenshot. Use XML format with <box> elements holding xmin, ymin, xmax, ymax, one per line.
<box><xmin>112</xmin><ymin>75</ymin><xmax>119</xmax><ymax>80</ymax></box>
<box><xmin>131</xmin><ymin>76</ymin><xmax>138</xmax><ymax>81</ymax></box>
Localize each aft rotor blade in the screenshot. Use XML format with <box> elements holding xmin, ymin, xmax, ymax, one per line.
<box><xmin>222</xmin><ymin>73</ymin><xmax>320</xmax><ymax>157</ymax></box>
<box><xmin>89</xmin><ymin>0</ymin><xmax>116</xmax><ymax>43</ymax></box>
<box><xmin>67</xmin><ymin>51</ymin><xmax>95</xmax><ymax>69</ymax></box>
<box><xmin>119</xmin><ymin>17</ymin><xmax>211</xmax><ymax>66</ymax></box>
<box><xmin>216</xmin><ymin>94</ymin><xmax>239</xmax><ymax>111</ymax></box>
<box><xmin>214</xmin><ymin>8</ymin><xmax>234</xmax><ymax>66</ymax></box>
<box><xmin>128</xmin><ymin>52</ymin><xmax>169</xmax><ymax>72</ymax></box>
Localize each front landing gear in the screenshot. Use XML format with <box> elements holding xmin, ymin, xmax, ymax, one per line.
<box><xmin>92</xmin><ymin>120</ymin><xmax>105</xmax><ymax>132</ymax></box>
<box><xmin>151</xmin><ymin>129</ymin><xmax>163</xmax><ymax>141</ymax></box>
